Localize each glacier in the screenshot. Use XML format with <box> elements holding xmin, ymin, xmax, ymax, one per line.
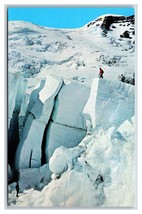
<box><xmin>83</xmin><ymin>78</ymin><xmax>134</xmax><ymax>131</ymax></box>
<box><xmin>15</xmin><ymin>75</ymin><xmax>63</xmax><ymax>169</ymax></box>
<box><xmin>8</xmin><ymin>14</ymin><xmax>135</xmax><ymax>208</ymax></box>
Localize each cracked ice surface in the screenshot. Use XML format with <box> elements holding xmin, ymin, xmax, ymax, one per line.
<box><xmin>15</xmin><ymin>75</ymin><xmax>63</xmax><ymax>169</ymax></box>
<box><xmin>9</xmin><ymin>79</ymin><xmax>135</xmax><ymax>208</ymax></box>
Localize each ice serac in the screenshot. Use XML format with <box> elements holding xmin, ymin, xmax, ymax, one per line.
<box><xmin>49</xmin><ymin>145</ymin><xmax>85</xmax><ymax>175</ymax></box>
<box><xmin>118</xmin><ymin>116</ymin><xmax>135</xmax><ymax>142</ymax></box>
<box><xmin>52</xmin><ymin>83</ymin><xmax>90</xmax><ymax>130</ymax></box>
<box><xmin>45</xmin><ymin>122</ymin><xmax>86</xmax><ymax>162</ymax></box>
<box><xmin>15</xmin><ymin>75</ymin><xmax>63</xmax><ymax>169</ymax></box>
<box><xmin>8</xmin><ymin>73</ymin><xmax>27</xmax><ymax>128</ymax></box>
<box><xmin>8</xmin><ymin>73</ymin><xmax>27</xmax><ymax>165</ymax></box>
<box><xmin>18</xmin><ymin>79</ymin><xmax>46</xmax><ymax>138</ymax></box>
<box><xmin>83</xmin><ymin>78</ymin><xmax>135</xmax><ymax>132</ymax></box>
<box><xmin>45</xmin><ymin>82</ymin><xmax>90</xmax><ymax>162</ymax></box>
<box><xmin>18</xmin><ymin>164</ymin><xmax>51</xmax><ymax>191</ymax></box>
<box><xmin>27</xmin><ymin>115</ymin><xmax>135</xmax><ymax>208</ymax></box>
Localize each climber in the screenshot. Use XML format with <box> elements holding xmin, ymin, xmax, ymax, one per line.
<box><xmin>94</xmin><ymin>174</ymin><xmax>104</xmax><ymax>189</ymax></box>
<box><xmin>99</xmin><ymin>68</ymin><xmax>104</xmax><ymax>78</ymax></box>
<box><xmin>16</xmin><ymin>182</ymin><xmax>19</xmax><ymax>197</ymax></box>
<box><xmin>120</xmin><ymin>74</ymin><xmax>125</xmax><ymax>83</ymax></box>
<box><xmin>131</xmin><ymin>78</ymin><xmax>135</xmax><ymax>85</ymax></box>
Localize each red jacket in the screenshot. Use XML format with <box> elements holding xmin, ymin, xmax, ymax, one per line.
<box><xmin>99</xmin><ymin>68</ymin><xmax>104</xmax><ymax>74</ymax></box>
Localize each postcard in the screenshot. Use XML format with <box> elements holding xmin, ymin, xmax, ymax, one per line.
<box><xmin>7</xmin><ymin>5</ymin><xmax>136</xmax><ymax>208</ymax></box>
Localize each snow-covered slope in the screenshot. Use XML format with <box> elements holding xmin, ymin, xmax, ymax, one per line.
<box><xmin>8</xmin><ymin>14</ymin><xmax>135</xmax><ymax>208</ymax></box>
<box><xmin>8</xmin><ymin>15</ymin><xmax>135</xmax><ymax>81</ymax></box>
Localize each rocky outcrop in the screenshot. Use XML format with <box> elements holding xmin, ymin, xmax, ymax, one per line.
<box><xmin>100</xmin><ymin>15</ymin><xmax>135</xmax><ymax>31</ymax></box>
<box><xmin>86</xmin><ymin>15</ymin><xmax>134</xmax><ymax>31</ymax></box>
